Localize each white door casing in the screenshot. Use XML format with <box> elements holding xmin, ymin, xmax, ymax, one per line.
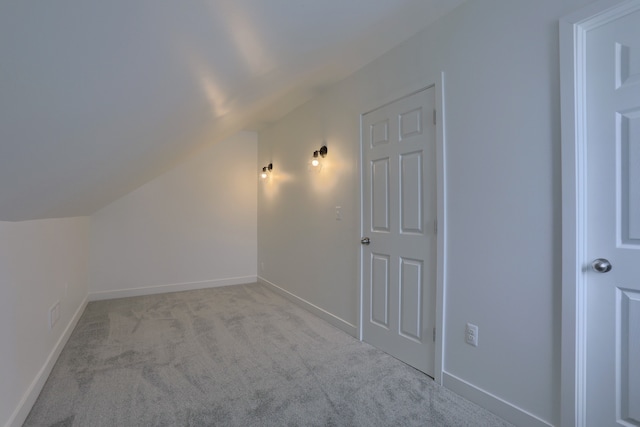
<box><xmin>561</xmin><ymin>2</ymin><xmax>640</xmax><ymax>426</ymax></box>
<box><xmin>361</xmin><ymin>87</ymin><xmax>437</xmax><ymax>376</ymax></box>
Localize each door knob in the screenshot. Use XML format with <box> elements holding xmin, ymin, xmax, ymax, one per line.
<box><xmin>361</xmin><ymin>237</ymin><xmax>370</xmax><ymax>245</ymax></box>
<box><xmin>592</xmin><ymin>258</ymin><xmax>612</xmax><ymax>273</ymax></box>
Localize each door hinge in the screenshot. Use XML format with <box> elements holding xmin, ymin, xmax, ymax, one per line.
<box><xmin>433</xmin><ymin>109</ymin><xmax>436</xmax><ymax>125</ymax></box>
<box><xmin>433</xmin><ymin>327</ymin><xmax>436</xmax><ymax>342</ymax></box>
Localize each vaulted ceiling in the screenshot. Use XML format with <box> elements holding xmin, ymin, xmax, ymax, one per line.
<box><xmin>0</xmin><ymin>0</ymin><xmax>463</xmax><ymax>221</ymax></box>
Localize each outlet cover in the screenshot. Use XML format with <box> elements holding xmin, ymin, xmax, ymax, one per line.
<box><xmin>465</xmin><ymin>323</ymin><xmax>478</xmax><ymax>347</ymax></box>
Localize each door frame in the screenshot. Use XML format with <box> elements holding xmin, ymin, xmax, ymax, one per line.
<box><xmin>358</xmin><ymin>73</ymin><xmax>447</xmax><ymax>384</ymax></box>
<box><xmin>560</xmin><ymin>1</ymin><xmax>640</xmax><ymax>425</ymax></box>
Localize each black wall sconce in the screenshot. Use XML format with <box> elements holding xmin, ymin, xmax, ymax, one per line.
<box><xmin>260</xmin><ymin>163</ymin><xmax>273</xmax><ymax>179</ymax></box>
<box><xmin>311</xmin><ymin>145</ymin><xmax>328</xmax><ymax>168</ymax></box>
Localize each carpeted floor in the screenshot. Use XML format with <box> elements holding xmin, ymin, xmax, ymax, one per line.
<box><xmin>24</xmin><ymin>283</ymin><xmax>513</xmax><ymax>427</ymax></box>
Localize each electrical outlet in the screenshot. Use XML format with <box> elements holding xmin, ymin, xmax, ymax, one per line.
<box><xmin>335</xmin><ymin>206</ymin><xmax>342</xmax><ymax>221</ymax></box>
<box><xmin>465</xmin><ymin>323</ymin><xmax>478</xmax><ymax>347</ymax></box>
<box><xmin>49</xmin><ymin>301</ymin><xmax>60</xmax><ymax>329</ymax></box>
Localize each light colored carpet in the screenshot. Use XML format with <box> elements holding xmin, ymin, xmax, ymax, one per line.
<box><xmin>24</xmin><ymin>283</ymin><xmax>513</xmax><ymax>427</ymax></box>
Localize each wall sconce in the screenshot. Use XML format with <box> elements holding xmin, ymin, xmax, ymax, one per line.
<box><xmin>260</xmin><ymin>163</ymin><xmax>273</xmax><ymax>179</ymax></box>
<box><xmin>311</xmin><ymin>145</ymin><xmax>328</xmax><ymax>168</ymax></box>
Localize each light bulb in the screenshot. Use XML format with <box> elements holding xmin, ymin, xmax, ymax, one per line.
<box><xmin>311</xmin><ymin>150</ymin><xmax>320</xmax><ymax>167</ymax></box>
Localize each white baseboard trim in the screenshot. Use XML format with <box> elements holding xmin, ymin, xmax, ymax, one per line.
<box><xmin>5</xmin><ymin>297</ymin><xmax>88</xmax><ymax>427</ymax></box>
<box><xmin>258</xmin><ymin>276</ymin><xmax>358</xmax><ymax>338</ymax></box>
<box><xmin>442</xmin><ymin>371</ymin><xmax>553</xmax><ymax>427</ymax></box>
<box><xmin>88</xmin><ymin>276</ymin><xmax>258</xmax><ymax>301</ymax></box>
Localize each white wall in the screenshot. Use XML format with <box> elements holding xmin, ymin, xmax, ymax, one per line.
<box><xmin>258</xmin><ymin>0</ymin><xmax>596</xmax><ymax>425</ymax></box>
<box><xmin>258</xmin><ymin>90</ymin><xmax>361</xmax><ymax>333</ymax></box>
<box><xmin>0</xmin><ymin>217</ymin><xmax>89</xmax><ymax>427</ymax></box>
<box><xmin>90</xmin><ymin>131</ymin><xmax>257</xmax><ymax>298</ymax></box>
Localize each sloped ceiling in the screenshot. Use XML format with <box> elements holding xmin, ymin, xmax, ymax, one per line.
<box><xmin>0</xmin><ymin>0</ymin><xmax>463</xmax><ymax>221</ymax></box>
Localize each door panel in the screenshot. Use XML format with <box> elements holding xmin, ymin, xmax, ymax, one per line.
<box><xmin>616</xmin><ymin>40</ymin><xmax>640</xmax><ymax>88</ymax></box>
<box><xmin>371</xmin><ymin>159</ymin><xmax>390</xmax><ymax>232</ymax></box>
<box><xmin>362</xmin><ymin>87</ymin><xmax>436</xmax><ymax>376</ymax></box>
<box><xmin>371</xmin><ymin>119</ymin><xmax>390</xmax><ymax>146</ymax></box>
<box><xmin>399</xmin><ymin>257</ymin><xmax>422</xmax><ymax>341</ymax></box>
<box><xmin>620</xmin><ymin>289</ymin><xmax>640</xmax><ymax>422</ymax></box>
<box><xmin>371</xmin><ymin>253</ymin><xmax>390</xmax><ymax>328</ymax></box>
<box><xmin>621</xmin><ymin>109</ymin><xmax>640</xmax><ymax>243</ymax></box>
<box><xmin>400</xmin><ymin>151</ymin><xmax>423</xmax><ymax>234</ymax></box>
<box><xmin>400</xmin><ymin>108</ymin><xmax>422</xmax><ymax>139</ymax></box>
<box><xmin>586</xmin><ymin>7</ymin><xmax>640</xmax><ymax>425</ymax></box>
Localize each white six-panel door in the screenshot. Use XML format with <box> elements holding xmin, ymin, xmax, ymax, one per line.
<box><xmin>585</xmin><ymin>6</ymin><xmax>640</xmax><ymax>426</ymax></box>
<box><xmin>361</xmin><ymin>87</ymin><xmax>436</xmax><ymax>376</ymax></box>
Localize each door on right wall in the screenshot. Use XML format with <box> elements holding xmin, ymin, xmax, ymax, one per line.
<box><xmin>585</xmin><ymin>6</ymin><xmax>640</xmax><ymax>426</ymax></box>
<box><xmin>361</xmin><ymin>87</ymin><xmax>436</xmax><ymax>376</ymax></box>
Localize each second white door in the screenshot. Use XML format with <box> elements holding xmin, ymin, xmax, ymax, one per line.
<box><xmin>361</xmin><ymin>87</ymin><xmax>437</xmax><ymax>376</ymax></box>
<box><xmin>585</xmin><ymin>5</ymin><xmax>640</xmax><ymax>425</ymax></box>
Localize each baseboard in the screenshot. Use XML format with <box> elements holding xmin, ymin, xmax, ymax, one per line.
<box><xmin>88</xmin><ymin>276</ymin><xmax>257</xmax><ymax>301</ymax></box>
<box><xmin>5</xmin><ymin>297</ymin><xmax>88</xmax><ymax>427</ymax></box>
<box><xmin>258</xmin><ymin>276</ymin><xmax>358</xmax><ymax>338</ymax></box>
<box><xmin>442</xmin><ymin>371</ymin><xmax>553</xmax><ymax>427</ymax></box>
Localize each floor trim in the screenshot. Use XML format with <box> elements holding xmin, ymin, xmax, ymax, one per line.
<box><xmin>258</xmin><ymin>277</ymin><xmax>358</xmax><ymax>338</ymax></box>
<box><xmin>442</xmin><ymin>371</ymin><xmax>552</xmax><ymax>427</ymax></box>
<box><xmin>6</xmin><ymin>297</ymin><xmax>88</xmax><ymax>427</ymax></box>
<box><xmin>88</xmin><ymin>276</ymin><xmax>257</xmax><ymax>301</ymax></box>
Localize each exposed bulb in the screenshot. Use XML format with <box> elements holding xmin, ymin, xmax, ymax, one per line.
<box><xmin>260</xmin><ymin>163</ymin><xmax>273</xmax><ymax>179</ymax></box>
<box><xmin>311</xmin><ymin>150</ymin><xmax>320</xmax><ymax>167</ymax></box>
